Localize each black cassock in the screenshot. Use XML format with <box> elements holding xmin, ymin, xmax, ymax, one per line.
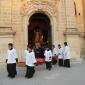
<box><xmin>7</xmin><ymin>63</ymin><xmax>17</xmax><ymax>78</ymax></box>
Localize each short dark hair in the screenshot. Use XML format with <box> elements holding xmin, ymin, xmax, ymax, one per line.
<box><xmin>58</xmin><ymin>44</ymin><xmax>61</xmax><ymax>47</ymax></box>
<box><xmin>52</xmin><ymin>45</ymin><xmax>55</xmax><ymax>47</ymax></box>
<box><xmin>27</xmin><ymin>44</ymin><xmax>33</xmax><ymax>49</ymax></box>
<box><xmin>8</xmin><ymin>43</ymin><xmax>13</xmax><ymax>47</ymax></box>
<box><xmin>64</xmin><ymin>42</ymin><xmax>68</xmax><ymax>46</ymax></box>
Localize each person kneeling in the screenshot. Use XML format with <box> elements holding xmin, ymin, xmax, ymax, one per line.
<box><xmin>24</xmin><ymin>45</ymin><xmax>36</xmax><ymax>79</ymax></box>
<box><xmin>44</xmin><ymin>46</ymin><xmax>52</xmax><ymax>71</ymax></box>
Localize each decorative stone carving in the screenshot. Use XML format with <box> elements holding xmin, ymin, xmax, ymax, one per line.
<box><xmin>21</xmin><ymin>0</ymin><xmax>59</xmax><ymax>17</ymax></box>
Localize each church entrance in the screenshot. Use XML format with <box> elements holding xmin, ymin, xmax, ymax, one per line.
<box><xmin>28</xmin><ymin>12</ymin><xmax>52</xmax><ymax>48</ymax></box>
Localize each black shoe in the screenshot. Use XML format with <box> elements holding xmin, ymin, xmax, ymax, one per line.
<box><xmin>48</xmin><ymin>68</ymin><xmax>51</xmax><ymax>71</ymax></box>
<box><xmin>25</xmin><ymin>76</ymin><xmax>33</xmax><ymax>79</ymax></box>
<box><xmin>15</xmin><ymin>72</ymin><xmax>17</xmax><ymax>75</ymax></box>
<box><xmin>8</xmin><ymin>74</ymin><xmax>11</xmax><ymax>77</ymax></box>
<box><xmin>66</xmin><ymin>66</ymin><xmax>71</xmax><ymax>68</ymax></box>
<box><xmin>10</xmin><ymin>77</ymin><xmax>15</xmax><ymax>79</ymax></box>
<box><xmin>10</xmin><ymin>75</ymin><xmax>15</xmax><ymax>79</ymax></box>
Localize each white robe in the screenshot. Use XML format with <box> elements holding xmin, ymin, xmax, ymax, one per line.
<box><xmin>6</xmin><ymin>48</ymin><xmax>18</xmax><ymax>64</ymax></box>
<box><xmin>52</xmin><ymin>48</ymin><xmax>58</xmax><ymax>56</ymax></box>
<box><xmin>24</xmin><ymin>50</ymin><xmax>36</xmax><ymax>67</ymax></box>
<box><xmin>63</xmin><ymin>46</ymin><xmax>71</xmax><ymax>59</ymax></box>
<box><xmin>44</xmin><ymin>50</ymin><xmax>52</xmax><ymax>62</ymax></box>
<box><xmin>57</xmin><ymin>48</ymin><xmax>63</xmax><ymax>59</ymax></box>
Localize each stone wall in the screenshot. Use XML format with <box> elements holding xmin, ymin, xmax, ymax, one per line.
<box><xmin>0</xmin><ymin>0</ymin><xmax>85</xmax><ymax>62</ymax></box>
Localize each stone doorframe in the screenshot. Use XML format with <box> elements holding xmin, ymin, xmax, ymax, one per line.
<box><xmin>21</xmin><ymin>0</ymin><xmax>59</xmax><ymax>48</ymax></box>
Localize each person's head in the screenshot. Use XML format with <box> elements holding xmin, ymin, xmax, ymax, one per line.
<box><xmin>8</xmin><ymin>43</ymin><xmax>13</xmax><ymax>50</ymax></box>
<box><xmin>64</xmin><ymin>42</ymin><xmax>68</xmax><ymax>46</ymax></box>
<box><xmin>52</xmin><ymin>45</ymin><xmax>55</xmax><ymax>48</ymax></box>
<box><xmin>27</xmin><ymin>44</ymin><xmax>33</xmax><ymax>51</ymax></box>
<box><xmin>46</xmin><ymin>45</ymin><xmax>50</xmax><ymax>51</ymax></box>
<box><xmin>58</xmin><ymin>44</ymin><xmax>61</xmax><ymax>49</ymax></box>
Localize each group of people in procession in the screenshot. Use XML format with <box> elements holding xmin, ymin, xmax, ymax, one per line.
<box><xmin>6</xmin><ymin>42</ymin><xmax>71</xmax><ymax>79</ymax></box>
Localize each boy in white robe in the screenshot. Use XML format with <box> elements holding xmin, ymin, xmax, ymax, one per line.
<box><xmin>52</xmin><ymin>45</ymin><xmax>58</xmax><ymax>65</ymax></box>
<box><xmin>24</xmin><ymin>45</ymin><xmax>36</xmax><ymax>78</ymax></box>
<box><xmin>44</xmin><ymin>47</ymin><xmax>52</xmax><ymax>71</ymax></box>
<box><xmin>6</xmin><ymin>43</ymin><xmax>18</xmax><ymax>78</ymax></box>
<box><xmin>57</xmin><ymin>44</ymin><xmax>63</xmax><ymax>66</ymax></box>
<box><xmin>63</xmin><ymin>42</ymin><xmax>71</xmax><ymax>68</ymax></box>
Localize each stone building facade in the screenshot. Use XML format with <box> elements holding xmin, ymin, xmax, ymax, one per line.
<box><xmin>0</xmin><ymin>0</ymin><xmax>85</xmax><ymax>62</ymax></box>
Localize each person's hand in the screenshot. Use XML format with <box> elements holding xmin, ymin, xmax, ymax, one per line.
<box><xmin>6</xmin><ymin>59</ymin><xmax>8</xmax><ymax>63</ymax></box>
<box><xmin>34</xmin><ymin>63</ymin><xmax>37</xmax><ymax>66</ymax></box>
<box><xmin>16</xmin><ymin>58</ymin><xmax>18</xmax><ymax>63</ymax></box>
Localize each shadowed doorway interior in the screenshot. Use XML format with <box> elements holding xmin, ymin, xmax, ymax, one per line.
<box><xmin>28</xmin><ymin>12</ymin><xmax>52</xmax><ymax>48</ymax></box>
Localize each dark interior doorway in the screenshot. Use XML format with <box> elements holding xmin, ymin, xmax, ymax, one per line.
<box><xmin>28</xmin><ymin>12</ymin><xmax>52</xmax><ymax>48</ymax></box>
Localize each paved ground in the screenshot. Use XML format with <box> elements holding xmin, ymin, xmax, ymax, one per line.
<box><xmin>0</xmin><ymin>62</ymin><xmax>85</xmax><ymax>85</ymax></box>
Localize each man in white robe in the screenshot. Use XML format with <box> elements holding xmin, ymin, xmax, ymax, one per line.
<box><xmin>57</xmin><ymin>44</ymin><xmax>63</xmax><ymax>66</ymax></box>
<box><xmin>52</xmin><ymin>45</ymin><xmax>58</xmax><ymax>65</ymax></box>
<box><xmin>6</xmin><ymin>43</ymin><xmax>18</xmax><ymax>78</ymax></box>
<box><xmin>63</xmin><ymin>42</ymin><xmax>71</xmax><ymax>68</ymax></box>
<box><xmin>44</xmin><ymin>47</ymin><xmax>52</xmax><ymax>71</ymax></box>
<box><xmin>24</xmin><ymin>45</ymin><xmax>36</xmax><ymax>78</ymax></box>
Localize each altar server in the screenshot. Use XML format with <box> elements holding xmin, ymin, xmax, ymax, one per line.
<box><xmin>24</xmin><ymin>45</ymin><xmax>36</xmax><ymax>78</ymax></box>
<box><xmin>6</xmin><ymin>43</ymin><xmax>18</xmax><ymax>78</ymax></box>
<box><xmin>63</xmin><ymin>42</ymin><xmax>71</xmax><ymax>68</ymax></box>
<box><xmin>44</xmin><ymin>46</ymin><xmax>52</xmax><ymax>71</ymax></box>
<box><xmin>57</xmin><ymin>44</ymin><xmax>63</xmax><ymax>66</ymax></box>
<box><xmin>52</xmin><ymin>45</ymin><xmax>58</xmax><ymax>65</ymax></box>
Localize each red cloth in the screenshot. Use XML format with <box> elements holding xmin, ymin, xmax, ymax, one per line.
<box><xmin>36</xmin><ymin>58</ymin><xmax>45</xmax><ymax>65</ymax></box>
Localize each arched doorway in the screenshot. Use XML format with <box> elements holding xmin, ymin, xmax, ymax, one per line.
<box><xmin>28</xmin><ymin>12</ymin><xmax>52</xmax><ymax>48</ymax></box>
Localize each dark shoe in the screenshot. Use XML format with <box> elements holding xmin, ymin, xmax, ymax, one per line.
<box><xmin>48</xmin><ymin>68</ymin><xmax>51</xmax><ymax>71</ymax></box>
<box><xmin>25</xmin><ymin>75</ymin><xmax>28</xmax><ymax>78</ymax></box>
<box><xmin>10</xmin><ymin>75</ymin><xmax>15</xmax><ymax>79</ymax></box>
<box><xmin>25</xmin><ymin>75</ymin><xmax>33</xmax><ymax>79</ymax></box>
<box><xmin>8</xmin><ymin>74</ymin><xmax>11</xmax><ymax>77</ymax></box>
<box><xmin>10</xmin><ymin>77</ymin><xmax>15</xmax><ymax>79</ymax></box>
